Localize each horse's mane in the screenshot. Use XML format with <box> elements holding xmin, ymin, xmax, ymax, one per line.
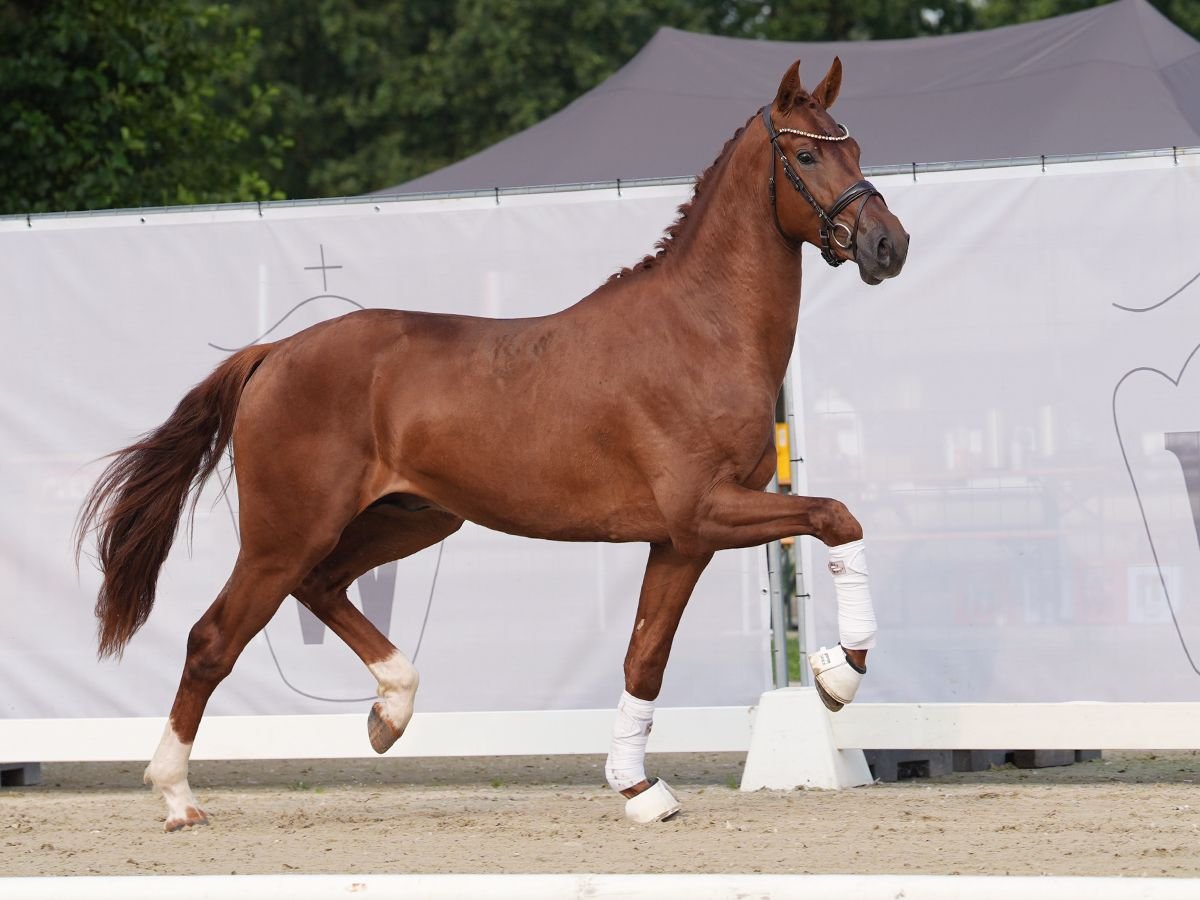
<box><xmin>606</xmin><ymin>113</ymin><xmax>757</xmax><ymax>284</ymax></box>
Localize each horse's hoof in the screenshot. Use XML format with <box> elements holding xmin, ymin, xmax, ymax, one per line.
<box><xmin>808</xmin><ymin>645</ymin><xmax>863</xmax><ymax>712</ymax></box>
<box><xmin>368</xmin><ymin>702</ymin><xmax>405</xmax><ymax>754</ymax></box>
<box><xmin>624</xmin><ymin>778</ymin><xmax>681</xmax><ymax>824</ymax></box>
<box><xmin>813</xmin><ymin>679</ymin><xmax>845</xmax><ymax>712</ymax></box>
<box><xmin>164</xmin><ymin>807</ymin><xmax>208</xmax><ymax>832</ymax></box>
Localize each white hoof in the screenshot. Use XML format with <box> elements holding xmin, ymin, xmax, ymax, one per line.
<box><xmin>624</xmin><ymin>778</ymin><xmax>681</xmax><ymax>824</ymax></box>
<box><xmin>808</xmin><ymin>645</ymin><xmax>865</xmax><ymax>712</ymax></box>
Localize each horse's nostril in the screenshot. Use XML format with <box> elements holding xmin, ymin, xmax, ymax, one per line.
<box><xmin>876</xmin><ymin>235</ymin><xmax>892</xmax><ymax>266</ymax></box>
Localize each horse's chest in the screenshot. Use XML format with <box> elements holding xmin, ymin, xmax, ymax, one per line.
<box><xmin>663</xmin><ymin>406</ymin><xmax>776</xmax><ymax>490</ymax></box>
<box><xmin>696</xmin><ymin>380</ymin><xmax>777</xmax><ymax>458</ymax></box>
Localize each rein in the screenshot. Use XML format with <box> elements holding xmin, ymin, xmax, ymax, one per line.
<box><xmin>760</xmin><ymin>106</ymin><xmax>882</xmax><ymax>267</ymax></box>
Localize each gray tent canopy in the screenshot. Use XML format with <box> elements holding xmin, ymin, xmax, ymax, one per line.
<box><xmin>385</xmin><ymin>0</ymin><xmax>1200</xmax><ymax>195</ymax></box>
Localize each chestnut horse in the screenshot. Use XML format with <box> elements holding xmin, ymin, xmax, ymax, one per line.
<box><xmin>78</xmin><ymin>58</ymin><xmax>907</xmax><ymax>830</ymax></box>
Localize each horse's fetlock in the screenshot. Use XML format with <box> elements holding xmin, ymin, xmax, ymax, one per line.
<box><xmin>395</xmin><ymin>666</ymin><xmax>419</xmax><ymax>694</ymax></box>
<box><xmin>369</xmin><ymin>651</ymin><xmax>419</xmax><ymax>698</ymax></box>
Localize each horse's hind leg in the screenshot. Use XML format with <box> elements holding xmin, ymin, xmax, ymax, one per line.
<box><xmin>294</xmin><ymin>502</ymin><xmax>463</xmax><ymax>754</ymax></box>
<box><xmin>144</xmin><ymin>462</ymin><xmax>361</xmax><ymax>831</ymax></box>
<box><xmin>145</xmin><ymin>541</ymin><xmax>336</xmax><ymax>831</ymax></box>
<box><xmin>607</xmin><ymin>543</ymin><xmax>712</xmax><ymax>824</ymax></box>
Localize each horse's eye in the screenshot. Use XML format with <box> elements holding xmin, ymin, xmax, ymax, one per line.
<box><xmin>796</xmin><ymin>151</ymin><xmax>816</xmax><ymax>166</ymax></box>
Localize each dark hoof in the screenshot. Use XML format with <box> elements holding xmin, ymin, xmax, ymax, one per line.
<box><xmin>164</xmin><ymin>807</ymin><xmax>208</xmax><ymax>832</ymax></box>
<box><xmin>814</xmin><ymin>680</ymin><xmax>845</xmax><ymax>713</ymax></box>
<box><xmin>368</xmin><ymin>702</ymin><xmax>405</xmax><ymax>754</ymax></box>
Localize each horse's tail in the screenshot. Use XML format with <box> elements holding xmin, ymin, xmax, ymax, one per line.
<box><xmin>76</xmin><ymin>343</ymin><xmax>275</xmax><ymax>658</ymax></box>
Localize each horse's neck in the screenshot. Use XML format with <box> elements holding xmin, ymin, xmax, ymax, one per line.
<box><xmin>657</xmin><ymin>137</ymin><xmax>804</xmax><ymax>383</ymax></box>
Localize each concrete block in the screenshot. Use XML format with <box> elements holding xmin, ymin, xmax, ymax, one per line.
<box><xmin>952</xmin><ymin>750</ymin><xmax>1009</xmax><ymax>772</ymax></box>
<box><xmin>865</xmin><ymin>749</ymin><xmax>954</xmax><ymax>782</ymax></box>
<box><xmin>0</xmin><ymin>762</ymin><xmax>42</xmax><ymax>787</ymax></box>
<box><xmin>1012</xmin><ymin>749</ymin><xmax>1076</xmax><ymax>769</ymax></box>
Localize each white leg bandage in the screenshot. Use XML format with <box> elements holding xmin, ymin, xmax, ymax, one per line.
<box><xmin>829</xmin><ymin>538</ymin><xmax>877</xmax><ymax>650</ymax></box>
<box><xmin>605</xmin><ymin>691</ymin><xmax>654</xmax><ymax>792</ymax></box>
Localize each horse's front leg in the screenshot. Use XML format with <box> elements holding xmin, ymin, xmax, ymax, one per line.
<box><xmin>687</xmin><ymin>481</ymin><xmax>877</xmax><ymax>711</ymax></box>
<box><xmin>607</xmin><ymin>543</ymin><xmax>712</xmax><ymax>823</ymax></box>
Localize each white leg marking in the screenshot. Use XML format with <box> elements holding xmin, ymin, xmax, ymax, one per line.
<box><xmin>368</xmin><ymin>651</ymin><xmax>419</xmax><ymax>732</ymax></box>
<box><xmin>144</xmin><ymin>722</ymin><xmax>204</xmax><ymax>828</ymax></box>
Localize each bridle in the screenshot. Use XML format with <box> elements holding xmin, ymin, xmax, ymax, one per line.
<box><xmin>761</xmin><ymin>106</ymin><xmax>883</xmax><ymax>267</ymax></box>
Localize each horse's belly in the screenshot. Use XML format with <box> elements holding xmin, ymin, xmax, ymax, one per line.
<box><xmin>403</xmin><ymin>452</ymin><xmax>670</xmax><ymax>544</ymax></box>
<box><xmin>381</xmin><ymin>410</ymin><xmax>660</xmax><ymax>541</ymax></box>
<box><xmin>467</xmin><ymin>504</ymin><xmax>668</xmax><ymax>543</ymax></box>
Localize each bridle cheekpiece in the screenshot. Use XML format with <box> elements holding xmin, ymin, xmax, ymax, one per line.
<box><xmin>760</xmin><ymin>106</ymin><xmax>883</xmax><ymax>267</ymax></box>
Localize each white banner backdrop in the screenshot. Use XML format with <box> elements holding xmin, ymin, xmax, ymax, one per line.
<box><xmin>794</xmin><ymin>152</ymin><xmax>1200</xmax><ymax>702</ymax></box>
<box><xmin>6</xmin><ymin>149</ymin><xmax>1199</xmax><ymax>723</ymax></box>
<box><xmin>0</xmin><ymin>185</ymin><xmax>770</xmax><ymax>720</ymax></box>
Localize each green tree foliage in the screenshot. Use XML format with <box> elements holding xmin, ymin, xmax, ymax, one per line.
<box><xmin>755</xmin><ymin>0</ymin><xmax>982</xmax><ymax>40</ymax></box>
<box><xmin>245</xmin><ymin>0</ymin><xmax>1200</xmax><ymax>199</ymax></box>
<box><xmin>753</xmin><ymin>0</ymin><xmax>1198</xmax><ymax>41</ymax></box>
<box><xmin>972</xmin><ymin>0</ymin><xmax>1200</xmax><ymax>35</ymax></box>
<box><xmin>5</xmin><ymin>0</ymin><xmax>1198</xmax><ymax>211</ymax></box>
<box><xmin>0</xmin><ymin>1</ymin><xmax>286</xmax><ymax>214</ymax></box>
<box><xmin>235</xmin><ymin>0</ymin><xmax>752</xmax><ymax>199</ymax></box>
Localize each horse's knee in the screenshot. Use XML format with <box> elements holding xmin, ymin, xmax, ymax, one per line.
<box><xmin>294</xmin><ymin>557</ymin><xmax>345</xmax><ymax>605</ymax></box>
<box><xmin>293</xmin><ymin>581</ymin><xmax>337</xmax><ymax>616</ymax></box>
<box><xmin>816</xmin><ymin>498</ymin><xmax>863</xmax><ymax>547</ymax></box>
<box><xmin>623</xmin><ymin>657</ymin><xmax>666</xmax><ymax>702</ymax></box>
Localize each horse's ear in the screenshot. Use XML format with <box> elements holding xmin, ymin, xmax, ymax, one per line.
<box><xmin>812</xmin><ymin>57</ymin><xmax>842</xmax><ymax>110</ymax></box>
<box><xmin>773</xmin><ymin>60</ymin><xmax>806</xmax><ymax>111</ymax></box>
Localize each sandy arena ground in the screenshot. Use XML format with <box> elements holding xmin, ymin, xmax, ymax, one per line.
<box><xmin>2</xmin><ymin>751</ymin><xmax>1199</xmax><ymax>877</ymax></box>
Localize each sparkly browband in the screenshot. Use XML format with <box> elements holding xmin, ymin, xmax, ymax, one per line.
<box><xmin>773</xmin><ymin>123</ymin><xmax>850</xmax><ymax>142</ymax></box>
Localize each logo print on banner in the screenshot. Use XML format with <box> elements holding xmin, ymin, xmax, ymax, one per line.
<box><xmin>210</xmin><ymin>245</ymin><xmax>444</xmax><ymax>702</ymax></box>
<box><xmin>1112</xmin><ymin>267</ymin><xmax>1200</xmax><ymax>678</ymax></box>
<box><xmin>1165</xmin><ymin>432</ymin><xmax>1200</xmax><ymax>552</ymax></box>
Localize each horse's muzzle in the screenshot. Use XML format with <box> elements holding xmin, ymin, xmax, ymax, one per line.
<box><xmin>857</xmin><ymin>229</ymin><xmax>909</xmax><ymax>285</ymax></box>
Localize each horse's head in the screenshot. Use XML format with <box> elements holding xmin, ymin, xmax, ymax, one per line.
<box><xmin>765</xmin><ymin>59</ymin><xmax>908</xmax><ymax>284</ymax></box>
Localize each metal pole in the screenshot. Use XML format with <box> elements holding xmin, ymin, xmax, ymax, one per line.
<box><xmin>766</xmin><ymin>477</ymin><xmax>789</xmax><ymax>689</ymax></box>
<box><xmin>782</xmin><ymin>365</ymin><xmax>811</xmax><ymax>686</ymax></box>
